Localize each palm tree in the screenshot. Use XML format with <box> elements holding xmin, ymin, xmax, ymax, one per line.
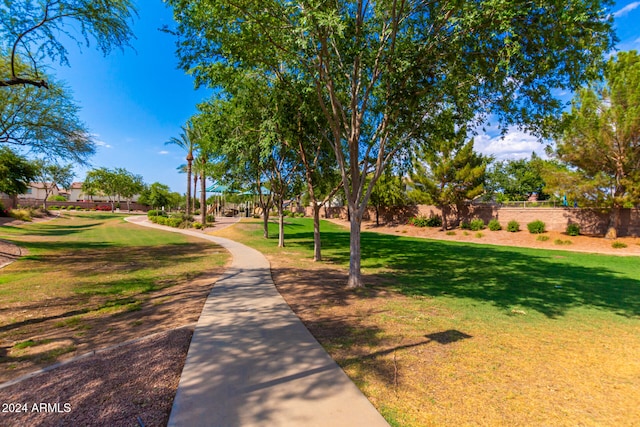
<box><xmin>166</xmin><ymin>122</ymin><xmax>197</xmax><ymax>215</ymax></box>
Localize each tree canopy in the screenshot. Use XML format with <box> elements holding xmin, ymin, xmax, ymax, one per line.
<box><xmin>168</xmin><ymin>0</ymin><xmax>615</xmax><ymax>287</ymax></box>
<box><xmin>0</xmin><ymin>56</ymin><xmax>95</xmax><ymax>163</ymax></box>
<box><xmin>0</xmin><ymin>146</ymin><xmax>37</xmax><ymax>198</ymax></box>
<box><xmin>0</xmin><ymin>0</ymin><xmax>137</xmax><ymax>88</ymax></box>
<box><xmin>486</xmin><ymin>154</ymin><xmax>548</xmax><ymax>203</ymax></box>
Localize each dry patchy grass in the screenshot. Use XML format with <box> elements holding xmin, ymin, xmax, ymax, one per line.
<box><xmin>0</xmin><ymin>214</ymin><xmax>229</xmax><ymax>382</ymax></box>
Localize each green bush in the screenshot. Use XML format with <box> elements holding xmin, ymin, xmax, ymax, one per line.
<box><xmin>147</xmin><ymin>210</ymin><xmax>168</xmax><ymax>218</ymax></box>
<box><xmin>527</xmin><ymin>220</ymin><xmax>546</xmax><ymax>234</ymax></box>
<box><xmin>537</xmin><ymin>235</ymin><xmax>550</xmax><ymax>242</ymax></box>
<box><xmin>566</xmin><ymin>223</ymin><xmax>580</xmax><ymax>236</ymax></box>
<box><xmin>612</xmin><ymin>241</ymin><xmax>628</xmax><ymax>249</ymax></box>
<box><xmin>507</xmin><ymin>220</ymin><xmax>520</xmax><ymax>232</ymax></box>
<box><xmin>488</xmin><ymin>219</ymin><xmax>502</xmax><ymax>231</ymax></box>
<box><xmin>166</xmin><ymin>217</ymin><xmax>183</xmax><ymax>228</ymax></box>
<box><xmin>408</xmin><ymin>215</ymin><xmax>442</xmax><ymax>228</ymax></box>
<box><xmin>49</xmin><ymin>205</ymin><xmax>59</xmax><ymax>210</ymax></box>
<box><xmin>469</xmin><ymin>219</ymin><xmax>485</xmax><ymax>231</ymax></box>
<box><xmin>192</xmin><ymin>221</ymin><xmax>203</xmax><ymax>229</ymax></box>
<box><xmin>206</xmin><ymin>214</ymin><xmax>215</xmax><ymax>223</ymax></box>
<box><xmin>460</xmin><ymin>221</ymin><xmax>471</xmax><ymax>230</ymax></box>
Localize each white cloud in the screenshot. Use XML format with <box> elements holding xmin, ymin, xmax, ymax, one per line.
<box><xmin>613</xmin><ymin>1</ymin><xmax>640</xmax><ymax>17</ymax></box>
<box><xmin>158</xmin><ymin>150</ymin><xmax>169</xmax><ymax>155</ymax></box>
<box><xmin>474</xmin><ymin>128</ymin><xmax>548</xmax><ymax>160</ymax></box>
<box><xmin>91</xmin><ymin>134</ymin><xmax>112</xmax><ymax>149</ymax></box>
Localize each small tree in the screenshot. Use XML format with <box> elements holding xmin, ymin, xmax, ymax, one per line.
<box><xmin>139</xmin><ymin>182</ymin><xmax>172</xmax><ymax>211</ymax></box>
<box><xmin>409</xmin><ymin>126</ymin><xmax>489</xmax><ymax>230</ymax></box>
<box><xmin>33</xmin><ymin>161</ymin><xmax>74</xmax><ymax>209</ymax></box>
<box><xmin>369</xmin><ymin>169</ymin><xmax>409</xmax><ymax>226</ymax></box>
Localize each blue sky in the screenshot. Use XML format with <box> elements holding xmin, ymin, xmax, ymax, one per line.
<box><xmin>53</xmin><ymin>0</ymin><xmax>640</xmax><ymax>194</ymax></box>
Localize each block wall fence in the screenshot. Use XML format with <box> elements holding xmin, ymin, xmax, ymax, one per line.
<box><xmin>306</xmin><ymin>204</ymin><xmax>640</xmax><ymax>237</ymax></box>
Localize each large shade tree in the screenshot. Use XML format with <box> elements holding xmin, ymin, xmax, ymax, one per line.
<box><xmin>168</xmin><ymin>0</ymin><xmax>615</xmax><ymax>288</ymax></box>
<box><xmin>548</xmin><ymin>50</ymin><xmax>640</xmax><ymax>238</ymax></box>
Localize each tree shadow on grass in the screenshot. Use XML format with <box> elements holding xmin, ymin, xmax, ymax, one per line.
<box><xmin>278</xmin><ymin>226</ymin><xmax>640</xmax><ymax>318</ymax></box>
<box><xmin>357</xmin><ymin>233</ymin><xmax>640</xmax><ymax>318</ymax></box>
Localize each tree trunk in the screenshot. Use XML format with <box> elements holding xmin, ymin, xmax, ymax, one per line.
<box><xmin>441</xmin><ymin>204</ymin><xmax>448</xmax><ymax>231</ymax></box>
<box><xmin>200</xmin><ymin>169</ymin><xmax>206</xmax><ymax>226</ymax></box>
<box><xmin>347</xmin><ymin>207</ymin><xmax>363</xmax><ymax>288</ymax></box>
<box><xmin>313</xmin><ymin>203</ymin><xmax>322</xmax><ymax>261</ymax></box>
<box><xmin>375</xmin><ymin>205</ymin><xmax>380</xmax><ymax>226</ymax></box>
<box><xmin>193</xmin><ymin>174</ymin><xmax>198</xmax><ymax>215</ymax></box>
<box><xmin>186</xmin><ymin>159</ymin><xmax>192</xmax><ymax>216</ymax></box>
<box><xmin>263</xmin><ymin>208</ymin><xmax>269</xmax><ymax>239</ymax></box>
<box><xmin>278</xmin><ymin>202</ymin><xmax>285</xmax><ymax>248</ymax></box>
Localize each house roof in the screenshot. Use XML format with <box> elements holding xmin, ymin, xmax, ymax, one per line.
<box><xmin>28</xmin><ymin>182</ymin><xmax>59</xmax><ymax>190</ymax></box>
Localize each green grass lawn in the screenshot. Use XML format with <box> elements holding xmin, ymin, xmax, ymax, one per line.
<box><xmin>215</xmin><ymin>217</ymin><xmax>640</xmax><ymax>426</ymax></box>
<box><xmin>219</xmin><ymin>217</ymin><xmax>640</xmax><ymax>320</ymax></box>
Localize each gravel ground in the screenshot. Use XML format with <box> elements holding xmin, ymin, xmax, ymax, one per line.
<box><xmin>0</xmin><ymin>327</ymin><xmax>193</xmax><ymax>427</ymax></box>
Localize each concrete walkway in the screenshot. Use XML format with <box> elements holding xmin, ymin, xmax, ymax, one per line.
<box><xmin>126</xmin><ymin>216</ymin><xmax>389</xmax><ymax>427</ymax></box>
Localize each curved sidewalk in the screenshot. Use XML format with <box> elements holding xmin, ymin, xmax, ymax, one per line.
<box><xmin>126</xmin><ymin>217</ymin><xmax>389</xmax><ymax>427</ymax></box>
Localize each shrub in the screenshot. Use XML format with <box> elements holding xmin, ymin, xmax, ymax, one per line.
<box><xmin>192</xmin><ymin>221</ymin><xmax>203</xmax><ymax>229</ymax></box>
<box><xmin>68</xmin><ymin>205</ymin><xmax>76</xmax><ymax>210</ymax></box>
<box><xmin>96</xmin><ymin>204</ymin><xmax>111</xmax><ymax>211</ymax></box>
<box><xmin>566</xmin><ymin>223</ymin><xmax>580</xmax><ymax>236</ymax></box>
<box><xmin>460</xmin><ymin>221</ymin><xmax>471</xmax><ymax>230</ymax></box>
<box><xmin>475</xmin><ymin>232</ymin><xmax>484</xmax><ymax>238</ymax></box>
<box><xmin>206</xmin><ymin>214</ymin><xmax>215</xmax><ymax>223</ymax></box>
<box><xmin>612</xmin><ymin>241</ymin><xmax>628</xmax><ymax>249</ymax></box>
<box><xmin>0</xmin><ymin>201</ymin><xmax>7</xmax><ymax>217</ymax></box>
<box><xmin>9</xmin><ymin>209</ymin><xmax>32</xmax><ymax>221</ymax></box>
<box><xmin>166</xmin><ymin>217</ymin><xmax>183</xmax><ymax>228</ymax></box>
<box><xmin>554</xmin><ymin>239</ymin><xmax>572</xmax><ymax>245</ymax></box>
<box><xmin>75</xmin><ymin>206</ymin><xmax>82</xmax><ymax>210</ymax></box>
<box><xmin>408</xmin><ymin>215</ymin><xmax>441</xmax><ymax>228</ymax></box>
<box><xmin>488</xmin><ymin>219</ymin><xmax>502</xmax><ymax>231</ymax></box>
<box><xmin>527</xmin><ymin>220</ymin><xmax>546</xmax><ymax>234</ymax></box>
<box><xmin>537</xmin><ymin>235</ymin><xmax>550</xmax><ymax>242</ymax></box>
<box><xmin>469</xmin><ymin>219</ymin><xmax>485</xmax><ymax>231</ymax></box>
<box><xmin>147</xmin><ymin>209</ymin><xmax>167</xmax><ymax>218</ymax></box>
<box><xmin>507</xmin><ymin>220</ymin><xmax>520</xmax><ymax>233</ymax></box>
<box><xmin>446</xmin><ymin>231</ymin><xmax>456</xmax><ymax>236</ymax></box>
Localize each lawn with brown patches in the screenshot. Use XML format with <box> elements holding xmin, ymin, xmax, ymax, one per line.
<box><xmin>0</xmin><ymin>213</ymin><xmax>229</xmax><ymax>382</ymax></box>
